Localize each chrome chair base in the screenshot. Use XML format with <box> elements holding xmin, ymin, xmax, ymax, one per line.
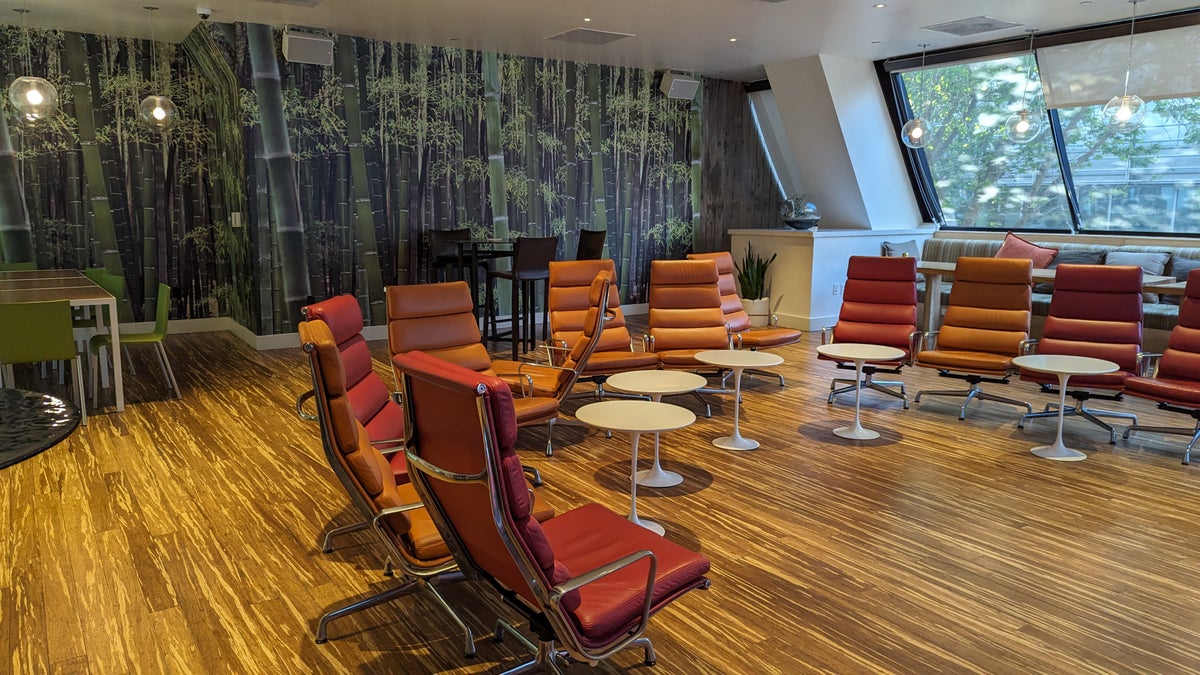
<box><xmin>1123</xmin><ymin>422</ymin><xmax>1200</xmax><ymax>464</ymax></box>
<box><xmin>721</xmin><ymin>367</ymin><xmax>785</xmax><ymax>388</ymax></box>
<box><xmin>1020</xmin><ymin>402</ymin><xmax>1136</xmax><ymax>444</ymax></box>
<box><xmin>830</xmin><ymin>373</ymin><xmax>908</xmax><ymax>409</ymax></box>
<box><xmin>315</xmin><ymin>576</ymin><xmax>475</xmax><ymax>657</ymax></box>
<box><xmin>494</xmin><ymin>625</ymin><xmax>655</xmax><ymax>675</ymax></box>
<box><xmin>915</xmin><ymin>384</ymin><xmax>1031</xmax><ymax>420</ymax></box>
<box><xmin>321</xmin><ymin>520</ymin><xmax>370</xmax><ymax>553</ymax></box>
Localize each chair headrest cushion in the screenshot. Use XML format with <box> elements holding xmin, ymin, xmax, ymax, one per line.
<box><xmin>304</xmin><ymin>294</ymin><xmax>364</xmax><ymax>345</ymax></box>
<box><xmin>395</xmin><ymin>350</ymin><xmax>519</xmax><ymax>450</ymax></box>
<box><xmin>387</xmin><ymin>281</ymin><xmax>474</xmax><ymax>319</ymax></box>
<box><xmin>651</xmin><ymin>259</ymin><xmax>719</xmax><ymax>285</ymax></box>
<box><xmin>687</xmin><ymin>251</ymin><xmax>734</xmax><ymax>275</ymax></box>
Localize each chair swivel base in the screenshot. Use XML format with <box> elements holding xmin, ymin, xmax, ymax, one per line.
<box><xmin>914</xmin><ymin>385</ymin><xmax>1031</xmax><ymax>420</ymax></box>
<box><xmin>1123</xmin><ymin>422</ymin><xmax>1200</xmax><ymax>464</ymax></box>
<box><xmin>316</xmin><ymin>576</ymin><xmax>475</xmax><ymax>657</ymax></box>
<box><xmin>829</xmin><ymin>374</ymin><xmax>908</xmax><ymax>409</ymax></box>
<box><xmin>721</xmin><ymin>367</ymin><xmax>785</xmax><ymax>388</ymax></box>
<box><xmin>1019</xmin><ymin>402</ymin><xmax>1136</xmax><ymax>444</ymax></box>
<box><xmin>494</xmin><ymin>621</ymin><xmax>655</xmax><ymax>674</ymax></box>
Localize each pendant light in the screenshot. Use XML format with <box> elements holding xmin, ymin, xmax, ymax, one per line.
<box><xmin>1102</xmin><ymin>0</ymin><xmax>1146</xmax><ymax>133</ymax></box>
<box><xmin>1005</xmin><ymin>30</ymin><xmax>1042</xmax><ymax>144</ymax></box>
<box><xmin>901</xmin><ymin>44</ymin><xmax>932</xmax><ymax>149</ymax></box>
<box><xmin>7</xmin><ymin>6</ymin><xmax>59</xmax><ymax>124</ymax></box>
<box><xmin>137</xmin><ymin>6</ymin><xmax>179</xmax><ymax>133</ymax></box>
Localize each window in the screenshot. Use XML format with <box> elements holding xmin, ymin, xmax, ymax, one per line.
<box><xmin>1058</xmin><ymin>98</ymin><xmax>1200</xmax><ymax>232</ymax></box>
<box><xmin>897</xmin><ymin>56</ymin><xmax>1073</xmax><ymax>230</ymax></box>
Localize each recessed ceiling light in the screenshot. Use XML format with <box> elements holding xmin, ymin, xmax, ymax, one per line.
<box><xmin>871</xmin><ymin>40</ymin><xmax>882</xmax><ymax>44</ymax></box>
<box><xmin>874</xmin><ymin>3</ymin><xmax>886</xmax><ymax>8</ymax></box>
<box><xmin>583</xmin><ymin>17</ymin><xmax>591</xmax><ymax>22</ymax></box>
<box><xmin>1078</xmin><ymin>1</ymin><xmax>1092</xmax><ymax>4</ymax></box>
<box><xmin>729</xmin><ymin>37</ymin><xmax>737</xmax><ymax>42</ymax></box>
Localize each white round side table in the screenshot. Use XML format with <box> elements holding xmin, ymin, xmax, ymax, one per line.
<box><xmin>694</xmin><ymin>349</ymin><xmax>784</xmax><ymax>450</ymax></box>
<box><xmin>815</xmin><ymin>343</ymin><xmax>906</xmax><ymax>440</ymax></box>
<box><xmin>575</xmin><ymin>400</ymin><xmax>696</xmax><ymax>535</ymax></box>
<box><xmin>606</xmin><ymin>370</ymin><xmax>708</xmax><ymax>487</ymax></box>
<box><xmin>1012</xmin><ymin>354</ymin><xmax>1119</xmax><ymax>461</ymax></box>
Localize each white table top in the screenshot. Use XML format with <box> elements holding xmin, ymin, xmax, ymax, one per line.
<box><xmin>1012</xmin><ymin>354</ymin><xmax>1119</xmax><ymax>377</ymax></box>
<box><xmin>576</xmin><ymin>400</ymin><xmax>696</xmax><ymax>433</ymax></box>
<box><xmin>816</xmin><ymin>343</ymin><xmax>906</xmax><ymax>362</ymax></box>
<box><xmin>606</xmin><ymin>370</ymin><xmax>707</xmax><ymax>397</ymax></box>
<box><xmin>695</xmin><ymin>349</ymin><xmax>784</xmax><ymax>369</ymax></box>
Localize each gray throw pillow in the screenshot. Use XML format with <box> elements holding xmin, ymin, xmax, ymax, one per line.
<box><xmin>1106</xmin><ymin>250</ymin><xmax>1171</xmax><ymax>304</ymax></box>
<box><xmin>882</xmin><ymin>239</ymin><xmax>924</xmax><ymax>282</ymax></box>
<box><xmin>1163</xmin><ymin>257</ymin><xmax>1200</xmax><ymax>305</ymax></box>
<box><xmin>1032</xmin><ymin>249</ymin><xmax>1105</xmax><ymax>294</ymax></box>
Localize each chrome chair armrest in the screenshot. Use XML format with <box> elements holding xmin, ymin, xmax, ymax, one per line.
<box><xmin>907</xmin><ymin>330</ymin><xmax>922</xmax><ymax>366</ymax></box>
<box><xmin>1018</xmin><ymin>338</ymin><xmax>1038</xmax><ymax>356</ymax></box>
<box><xmin>541</xmin><ymin>341</ymin><xmax>571</xmax><ymax>367</ymax></box>
<box><xmin>643</xmin><ymin>334</ymin><xmax>655</xmax><ymax>353</ymax></box>
<box><xmin>370</xmin><ymin>438</ymin><xmax>406</xmax><ymax>456</ymax></box>
<box><xmin>295</xmin><ymin>389</ymin><xmax>318</xmax><ymax>421</ymax></box>
<box><xmin>917</xmin><ymin>330</ymin><xmax>939</xmax><ymax>355</ymax></box>
<box><xmin>820</xmin><ymin>326</ymin><xmax>834</xmax><ymax>345</ymax></box>
<box><xmin>550</xmin><ymin>549</ymin><xmax>656</xmax><ymax>637</ymax></box>
<box><xmin>1136</xmin><ymin>352</ymin><xmax>1162</xmax><ymax>377</ymax></box>
<box><xmin>370</xmin><ymin>501</ymin><xmax>425</xmax><ymax>529</ymax></box>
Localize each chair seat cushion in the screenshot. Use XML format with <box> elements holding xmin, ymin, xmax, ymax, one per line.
<box><xmin>1123</xmin><ymin>376</ymin><xmax>1200</xmax><ymax>406</ymax></box>
<box><xmin>541</xmin><ymin>503</ymin><xmax>710</xmax><ymax>650</ymax></box>
<box><xmin>657</xmin><ymin>350</ymin><xmax>711</xmax><ymax>367</ymax></box>
<box><xmin>492</xmin><ymin>361</ymin><xmax>571</xmax><ymax>398</ymax></box>
<box><xmin>395</xmin><ymin>483</ymin><xmax>450</xmax><ymax>561</ymax></box>
<box><xmin>513</xmin><ymin>396</ymin><xmax>560</xmax><ymax>425</ymax></box>
<box><xmin>582</xmin><ymin>350</ymin><xmax>660</xmax><ymax>375</ymax></box>
<box><xmin>917</xmin><ymin>349</ymin><xmax>1012</xmax><ymax>374</ymax></box>
<box><xmin>737</xmin><ymin>327</ymin><xmax>802</xmax><ymax>349</ymax></box>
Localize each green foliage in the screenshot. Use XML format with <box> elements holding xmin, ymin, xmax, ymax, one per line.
<box><xmin>734</xmin><ymin>243</ymin><xmax>776</xmax><ymax>300</ymax></box>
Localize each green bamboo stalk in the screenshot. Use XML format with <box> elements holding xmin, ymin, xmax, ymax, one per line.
<box><xmin>482</xmin><ymin>52</ymin><xmax>509</xmax><ymax>241</ymax></box>
<box><xmin>141</xmin><ymin>145</ymin><xmax>156</xmax><ymax>319</ymax></box>
<box><xmin>247</xmin><ymin>23</ymin><xmax>310</xmax><ymax>329</ymax></box>
<box><xmin>564</xmin><ymin>63</ymin><xmax>577</xmax><ymax>249</ymax></box>
<box><xmin>65</xmin><ymin>31</ymin><xmax>123</xmax><ymax>276</ymax></box>
<box><xmin>395</xmin><ymin>43</ymin><xmax>411</xmax><ymax>284</ymax></box>
<box><xmin>524</xmin><ymin>58</ymin><xmax>539</xmax><ymax>234</ymax></box>
<box><xmin>66</xmin><ymin>147</ymin><xmax>85</xmax><ymax>266</ymax></box>
<box><xmin>588</xmin><ymin>64</ymin><xmax>607</xmax><ymax>239</ymax></box>
<box><xmin>689</xmin><ymin>79</ymin><xmax>703</xmax><ymax>253</ymax></box>
<box><xmin>254</xmin><ymin>122</ymin><xmax>274</xmax><ymax>335</ymax></box>
<box><xmin>0</xmin><ymin>110</ymin><xmax>33</xmax><ymax>263</ymax></box>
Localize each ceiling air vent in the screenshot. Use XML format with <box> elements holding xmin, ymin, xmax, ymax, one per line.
<box><xmin>546</xmin><ymin>28</ymin><xmax>635</xmax><ymax>46</ymax></box>
<box><xmin>258</xmin><ymin>0</ymin><xmax>326</xmax><ymax>7</ymax></box>
<box><xmin>924</xmin><ymin>16</ymin><xmax>1022</xmax><ymax>37</ymax></box>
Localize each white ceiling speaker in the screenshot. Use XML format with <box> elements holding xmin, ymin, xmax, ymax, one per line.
<box><xmin>282</xmin><ymin>26</ymin><xmax>334</xmax><ymax>66</ymax></box>
<box><xmin>660</xmin><ymin>71</ymin><xmax>700</xmax><ymax>100</ymax></box>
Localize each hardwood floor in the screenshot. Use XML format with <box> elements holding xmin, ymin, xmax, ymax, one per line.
<box><xmin>4</xmin><ymin>324</ymin><xmax>1200</xmax><ymax>674</ymax></box>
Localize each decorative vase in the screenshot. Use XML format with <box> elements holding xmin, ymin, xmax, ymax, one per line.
<box><xmin>742</xmin><ymin>297</ymin><xmax>770</xmax><ymax>327</ymax></box>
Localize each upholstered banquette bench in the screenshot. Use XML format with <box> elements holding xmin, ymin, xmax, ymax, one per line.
<box><xmin>890</xmin><ymin>236</ymin><xmax>1200</xmax><ymax>332</ymax></box>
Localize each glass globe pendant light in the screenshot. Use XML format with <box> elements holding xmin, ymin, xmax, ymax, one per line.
<box><xmin>901</xmin><ymin>44</ymin><xmax>932</xmax><ymax>149</ymax></box>
<box><xmin>138</xmin><ymin>6</ymin><xmax>179</xmax><ymax>133</ymax></box>
<box><xmin>1102</xmin><ymin>0</ymin><xmax>1146</xmax><ymax>133</ymax></box>
<box><xmin>7</xmin><ymin>7</ymin><xmax>59</xmax><ymax>124</ymax></box>
<box><xmin>1005</xmin><ymin>30</ymin><xmax>1042</xmax><ymax>144</ymax></box>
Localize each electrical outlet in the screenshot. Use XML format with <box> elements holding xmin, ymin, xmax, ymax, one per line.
<box><xmin>832</xmin><ymin>283</ymin><xmax>841</xmax><ymax>296</ymax></box>
<box><xmin>230</xmin><ymin>211</ymin><xmax>243</xmax><ymax>228</ymax></box>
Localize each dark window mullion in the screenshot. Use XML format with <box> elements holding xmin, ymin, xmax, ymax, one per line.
<box><xmin>1046</xmin><ymin>108</ymin><xmax>1082</xmax><ymax>233</ymax></box>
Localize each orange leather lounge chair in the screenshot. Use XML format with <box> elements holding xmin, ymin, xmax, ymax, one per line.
<box><xmin>688</xmin><ymin>250</ymin><xmax>802</xmax><ymax>386</ymax></box>
<box><xmin>547</xmin><ymin>259</ymin><xmax>658</xmax><ymax>398</ymax></box>
<box><xmin>385</xmin><ymin>281</ymin><xmax>557</xmax><ymax>455</ymax></box>
<box><xmin>914</xmin><ymin>256</ymin><xmax>1035</xmax><ymax>420</ymax></box>
<box><xmin>1123</xmin><ymin>268</ymin><xmax>1200</xmax><ymax>463</ymax></box>
<box><xmin>299</xmin><ymin>316</ymin><xmax>554</xmax><ymax>651</ymax></box>
<box><xmin>395</xmin><ymin>349</ymin><xmax>711</xmax><ymax>674</ymax></box>
<box><xmin>821</xmin><ymin>255</ymin><xmax>919</xmax><ymax>408</ymax></box>
<box><xmin>1019</xmin><ymin>263</ymin><xmax>1144</xmax><ymax>443</ymax></box>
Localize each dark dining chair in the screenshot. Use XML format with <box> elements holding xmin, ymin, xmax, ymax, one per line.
<box><xmin>575</xmin><ymin>228</ymin><xmax>606</xmax><ymax>260</ymax></box>
<box><xmin>485</xmin><ymin>235</ymin><xmax>561</xmax><ymax>359</ymax></box>
<box><xmin>427</xmin><ymin>228</ymin><xmax>482</xmax><ymax>284</ymax></box>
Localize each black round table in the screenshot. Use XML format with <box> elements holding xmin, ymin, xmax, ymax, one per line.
<box><xmin>0</xmin><ymin>388</ymin><xmax>81</xmax><ymax>469</ymax></box>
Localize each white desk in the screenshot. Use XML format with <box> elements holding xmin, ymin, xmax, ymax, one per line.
<box><xmin>815</xmin><ymin>343</ymin><xmax>905</xmax><ymax>440</ymax></box>
<box><xmin>1012</xmin><ymin>354</ymin><xmax>1118</xmax><ymax>461</ymax></box>
<box><xmin>606</xmin><ymin>370</ymin><xmax>707</xmax><ymax>487</ymax></box>
<box><xmin>575</xmin><ymin>400</ymin><xmax>695</xmax><ymax>535</ymax></box>
<box><xmin>694</xmin><ymin>349</ymin><xmax>784</xmax><ymax>450</ymax></box>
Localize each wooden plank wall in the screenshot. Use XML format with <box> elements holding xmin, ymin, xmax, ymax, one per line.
<box><xmin>699</xmin><ymin>78</ymin><xmax>779</xmax><ymax>254</ymax></box>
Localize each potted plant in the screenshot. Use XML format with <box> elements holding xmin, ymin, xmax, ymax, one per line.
<box><xmin>735</xmin><ymin>243</ymin><xmax>777</xmax><ymax>327</ymax></box>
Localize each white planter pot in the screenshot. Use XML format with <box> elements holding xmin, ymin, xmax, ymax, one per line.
<box><xmin>741</xmin><ymin>297</ymin><xmax>770</xmax><ymax>327</ymax></box>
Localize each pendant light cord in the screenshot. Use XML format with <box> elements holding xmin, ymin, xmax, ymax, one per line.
<box><xmin>1124</xmin><ymin>0</ymin><xmax>1140</xmax><ymax>96</ymax></box>
<box><xmin>145</xmin><ymin>6</ymin><xmax>159</xmax><ymax>94</ymax></box>
<box><xmin>18</xmin><ymin>3</ymin><xmax>31</xmax><ymax>76</ymax></box>
<box><xmin>918</xmin><ymin>43</ymin><xmax>928</xmax><ymax>112</ymax></box>
<box><xmin>1020</xmin><ymin>31</ymin><xmax>1034</xmax><ymax>109</ymax></box>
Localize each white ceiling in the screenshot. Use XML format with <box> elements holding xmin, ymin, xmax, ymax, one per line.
<box><xmin>8</xmin><ymin>0</ymin><xmax>1200</xmax><ymax>81</ymax></box>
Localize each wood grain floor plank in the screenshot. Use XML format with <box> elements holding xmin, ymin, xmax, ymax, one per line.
<box><xmin>5</xmin><ymin>326</ymin><xmax>1200</xmax><ymax>673</ymax></box>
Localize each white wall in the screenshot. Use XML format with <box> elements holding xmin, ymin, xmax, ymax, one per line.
<box><xmin>764</xmin><ymin>54</ymin><xmax>924</xmax><ymax>231</ymax></box>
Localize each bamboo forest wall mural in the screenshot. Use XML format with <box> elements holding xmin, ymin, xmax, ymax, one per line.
<box><xmin>1</xmin><ymin>22</ymin><xmax>769</xmax><ymax>335</ymax></box>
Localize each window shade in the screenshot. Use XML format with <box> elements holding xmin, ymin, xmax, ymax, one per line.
<box><xmin>1038</xmin><ymin>24</ymin><xmax>1200</xmax><ymax>108</ymax></box>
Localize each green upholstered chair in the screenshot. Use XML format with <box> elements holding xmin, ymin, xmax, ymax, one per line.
<box><xmin>89</xmin><ymin>283</ymin><xmax>180</xmax><ymax>405</ymax></box>
<box><xmin>0</xmin><ymin>299</ymin><xmax>88</xmax><ymax>425</ymax></box>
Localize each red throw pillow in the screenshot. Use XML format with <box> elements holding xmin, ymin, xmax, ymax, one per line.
<box><xmin>995</xmin><ymin>232</ymin><xmax>1057</xmax><ymax>269</ymax></box>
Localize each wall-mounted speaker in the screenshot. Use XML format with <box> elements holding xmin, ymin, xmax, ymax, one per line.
<box><xmin>282</xmin><ymin>26</ymin><xmax>334</xmax><ymax>66</ymax></box>
<box><xmin>660</xmin><ymin>71</ymin><xmax>700</xmax><ymax>100</ymax></box>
